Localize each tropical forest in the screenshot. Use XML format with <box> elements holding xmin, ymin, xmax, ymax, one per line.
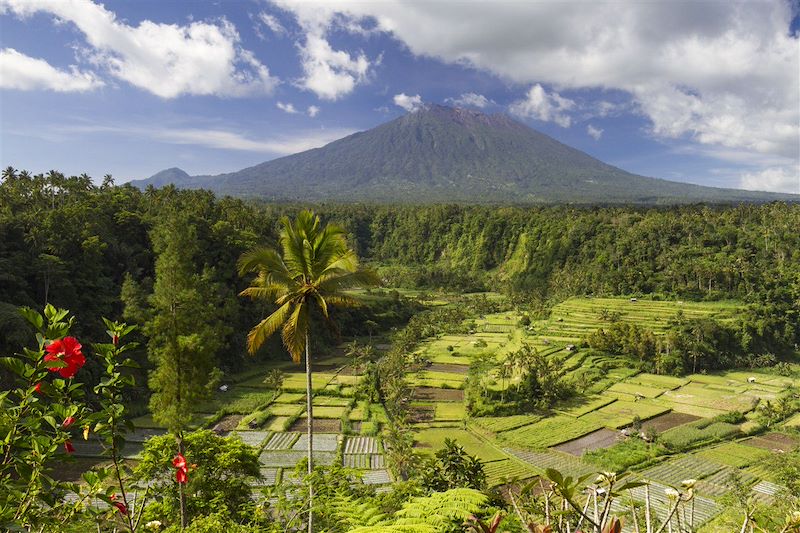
<box><xmin>1</xmin><ymin>170</ymin><xmax>799</xmax><ymax>533</ymax></box>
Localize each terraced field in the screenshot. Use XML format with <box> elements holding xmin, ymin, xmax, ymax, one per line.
<box><xmin>399</xmin><ymin>295</ymin><xmax>798</xmax><ymax>527</ymax></box>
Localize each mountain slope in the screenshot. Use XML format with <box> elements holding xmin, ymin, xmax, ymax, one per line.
<box><xmin>132</xmin><ymin>106</ymin><xmax>796</xmax><ymax>204</ymax></box>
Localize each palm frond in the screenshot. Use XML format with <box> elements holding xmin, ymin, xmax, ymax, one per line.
<box><xmin>312</xmin><ymin>292</ymin><xmax>329</xmax><ymax>319</ymax></box>
<box><xmin>281</xmin><ymin>301</ymin><xmax>308</xmax><ymax>363</ymax></box>
<box><xmin>322</xmin><ymin>294</ymin><xmax>363</xmax><ymax>309</ymax></box>
<box><xmin>238</xmin><ymin>282</ymin><xmax>289</xmax><ymax>301</ymax></box>
<box><xmin>319</xmin><ymin>269</ymin><xmax>381</xmax><ymax>293</ymax></box>
<box><xmin>246</xmin><ymin>301</ymin><xmax>293</xmax><ymax>354</ymax></box>
<box><xmin>237</xmin><ymin>246</ymin><xmax>285</xmax><ymax>276</ymax></box>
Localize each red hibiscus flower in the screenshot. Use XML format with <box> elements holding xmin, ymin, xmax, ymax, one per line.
<box><xmin>64</xmin><ymin>440</ymin><xmax>75</xmax><ymax>454</ymax></box>
<box><xmin>110</xmin><ymin>494</ymin><xmax>128</xmax><ymax>515</ymax></box>
<box><xmin>62</xmin><ymin>416</ymin><xmax>76</xmax><ymax>428</ymax></box>
<box><xmin>172</xmin><ymin>454</ymin><xmax>188</xmax><ymax>484</ymax></box>
<box><xmin>44</xmin><ymin>337</ymin><xmax>85</xmax><ymax>378</ymax></box>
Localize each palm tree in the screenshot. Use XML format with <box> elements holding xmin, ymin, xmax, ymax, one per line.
<box><xmin>238</xmin><ymin>210</ymin><xmax>379</xmax><ymax>533</ymax></box>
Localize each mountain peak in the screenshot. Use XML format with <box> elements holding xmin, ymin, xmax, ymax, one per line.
<box><xmin>135</xmin><ymin>110</ymin><xmax>795</xmax><ymax>204</ymax></box>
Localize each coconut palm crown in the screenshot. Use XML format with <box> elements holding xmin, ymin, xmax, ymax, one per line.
<box><xmin>238</xmin><ymin>209</ymin><xmax>379</xmax><ymax>359</ymax></box>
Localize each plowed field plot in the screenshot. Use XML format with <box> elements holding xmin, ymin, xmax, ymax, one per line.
<box><xmin>695</xmin><ymin>466</ymin><xmax>757</xmax><ymax>497</ymax></box>
<box><xmin>641</xmin><ymin>456</ymin><xmax>724</xmax><ymax>486</ymax></box>
<box><xmin>253</xmin><ymin>468</ymin><xmax>280</xmax><ymax>486</ymax></box>
<box><xmin>345</xmin><ymin>436</ymin><xmax>379</xmax><ymax>454</ymax></box>
<box><xmin>292</xmin><ymin>433</ymin><xmax>339</xmax><ymax>452</ymax></box>
<box><xmin>414</xmin><ymin>387</ymin><xmax>464</xmax><ymax>401</ymax></box>
<box><xmin>371</xmin><ymin>455</ymin><xmax>384</xmax><ymax>469</ymax></box>
<box><xmin>260</xmin><ymin>449</ymin><xmax>336</xmax><ymax>467</ymax></box>
<box><xmin>427</xmin><ymin>363</ymin><xmax>469</xmax><ymax>374</ymax></box>
<box><xmin>362</xmin><ymin>470</ymin><xmax>392</xmax><ymax>485</ymax></box>
<box><xmin>504</xmin><ymin>448</ymin><xmax>592</xmax><ymax>477</ymax></box>
<box><xmin>609</xmin><ymin>480</ymin><xmax>720</xmax><ymax>528</ymax></box>
<box><xmin>641</xmin><ymin>412</ymin><xmax>700</xmax><ymax>432</ymax></box>
<box><xmin>552</xmin><ymin>428</ymin><xmax>622</xmax><ymax>456</ymax></box>
<box><xmin>264</xmin><ymin>432</ymin><xmax>299</xmax><ymax>450</ymax></box>
<box><xmin>232</xmin><ymin>431</ymin><xmax>271</xmax><ymax>447</ymax></box>
<box><xmin>342</xmin><ymin>454</ymin><xmax>385</xmax><ymax>469</ymax></box>
<box><xmin>742</xmin><ymin>432</ymin><xmax>798</xmax><ymax>452</ymax></box>
<box><xmin>751</xmin><ymin>480</ymin><xmax>784</xmax><ymax>503</ymax></box>
<box><xmin>409</xmin><ymin>405</ymin><xmax>435</xmax><ymax>422</ymax></box>
<box><xmin>288</xmin><ymin>417</ymin><xmax>341</xmax><ymax>433</ymax></box>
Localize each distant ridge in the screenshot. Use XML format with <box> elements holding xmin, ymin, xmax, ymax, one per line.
<box><xmin>131</xmin><ymin>105</ymin><xmax>797</xmax><ymax>204</ymax></box>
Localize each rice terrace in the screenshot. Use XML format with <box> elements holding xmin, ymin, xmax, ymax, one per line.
<box><xmin>2</xmin><ymin>1</ymin><xmax>800</xmax><ymax>532</ymax></box>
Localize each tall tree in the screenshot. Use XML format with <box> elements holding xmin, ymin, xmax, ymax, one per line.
<box><xmin>238</xmin><ymin>210</ymin><xmax>378</xmax><ymax>533</ymax></box>
<box><xmin>144</xmin><ymin>210</ymin><xmax>224</xmax><ymax>528</ymax></box>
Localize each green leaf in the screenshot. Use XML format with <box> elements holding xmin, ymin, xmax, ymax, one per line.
<box><xmin>0</xmin><ymin>357</ymin><xmax>28</xmax><ymax>378</ymax></box>
<box><xmin>19</xmin><ymin>307</ymin><xmax>44</xmax><ymax>330</ymax></box>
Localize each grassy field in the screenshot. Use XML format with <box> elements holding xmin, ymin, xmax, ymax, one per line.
<box><xmin>126</xmin><ymin>293</ymin><xmax>797</xmax><ymax>529</ymax></box>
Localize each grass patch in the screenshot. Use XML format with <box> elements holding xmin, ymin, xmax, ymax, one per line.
<box><xmin>415</xmin><ymin>428</ymin><xmax>508</xmax><ymax>462</ymax></box>
<box><xmin>584</xmin><ymin>438</ymin><xmax>661</xmax><ymax>472</ymax></box>
<box><xmin>499</xmin><ymin>416</ymin><xmax>603</xmax><ymax>449</ymax></box>
<box><xmin>312</xmin><ymin>406</ymin><xmax>348</xmax><ymax>419</ymax></box>
<box><xmin>434</xmin><ymin>403</ymin><xmax>466</xmax><ymax>422</ymax></box>
<box><xmin>660</xmin><ymin>421</ymin><xmax>741</xmax><ymax>451</ymax></box>
<box><xmin>582</xmin><ymin>400</ymin><xmax>669</xmax><ymax>429</ymax></box>
<box><xmin>471</xmin><ymin>415</ymin><xmax>543</xmax><ymax>433</ymax></box>
<box><xmin>696</xmin><ymin>441</ymin><xmax>772</xmax><ymax>468</ymax></box>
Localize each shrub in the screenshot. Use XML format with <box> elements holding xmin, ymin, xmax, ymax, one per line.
<box><xmin>136</xmin><ymin>430</ymin><xmax>261</xmax><ymax>525</ymax></box>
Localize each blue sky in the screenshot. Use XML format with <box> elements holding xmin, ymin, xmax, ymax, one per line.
<box><xmin>1</xmin><ymin>0</ymin><xmax>798</xmax><ymax>193</ymax></box>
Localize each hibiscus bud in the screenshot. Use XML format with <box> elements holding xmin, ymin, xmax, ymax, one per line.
<box><xmin>83</xmin><ymin>426</ymin><xmax>90</xmax><ymax>440</ymax></box>
<box><xmin>112</xmin><ymin>334</ymin><xmax>119</xmax><ymax>346</ymax></box>
<box><xmin>62</xmin><ymin>416</ymin><xmax>76</xmax><ymax>428</ymax></box>
<box><xmin>64</xmin><ymin>440</ymin><xmax>75</xmax><ymax>454</ymax></box>
<box><xmin>33</xmin><ymin>382</ymin><xmax>42</xmax><ymax>394</ymax></box>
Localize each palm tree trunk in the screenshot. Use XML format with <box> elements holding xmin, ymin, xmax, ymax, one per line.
<box><xmin>305</xmin><ymin>331</ymin><xmax>314</xmax><ymax>533</ymax></box>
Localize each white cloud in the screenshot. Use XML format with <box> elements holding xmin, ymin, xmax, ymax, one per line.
<box><xmin>58</xmin><ymin>123</ymin><xmax>355</xmax><ymax>155</ymax></box>
<box><xmin>296</xmin><ymin>34</ymin><xmax>369</xmax><ymax>100</ymax></box>
<box><xmin>509</xmin><ymin>84</ymin><xmax>575</xmax><ymax>127</ymax></box>
<box><xmin>586</xmin><ymin>124</ymin><xmax>603</xmax><ymax>141</ymax></box>
<box><xmin>1</xmin><ymin>0</ymin><xmax>277</xmax><ymax>98</ymax></box>
<box><xmin>277</xmin><ymin>101</ymin><xmax>299</xmax><ymax>113</ymax></box>
<box><xmin>393</xmin><ymin>93</ymin><xmax>423</xmax><ymax>112</ymax></box>
<box><xmin>307</xmin><ymin>105</ymin><xmax>320</xmax><ymax>117</ymax></box>
<box><xmin>447</xmin><ymin>92</ymin><xmax>491</xmax><ymax>108</ymax></box>
<box><xmin>739</xmin><ymin>166</ymin><xmax>800</xmax><ymax>194</ymax></box>
<box><xmin>273</xmin><ymin>1</ymin><xmax>799</xmax><ymax>171</ymax></box>
<box><xmin>257</xmin><ymin>12</ymin><xmax>287</xmax><ymax>37</ymax></box>
<box><xmin>0</xmin><ymin>48</ymin><xmax>103</xmax><ymax>92</ymax></box>
<box><xmin>271</xmin><ymin>0</ymin><xmax>373</xmax><ymax>100</ymax></box>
